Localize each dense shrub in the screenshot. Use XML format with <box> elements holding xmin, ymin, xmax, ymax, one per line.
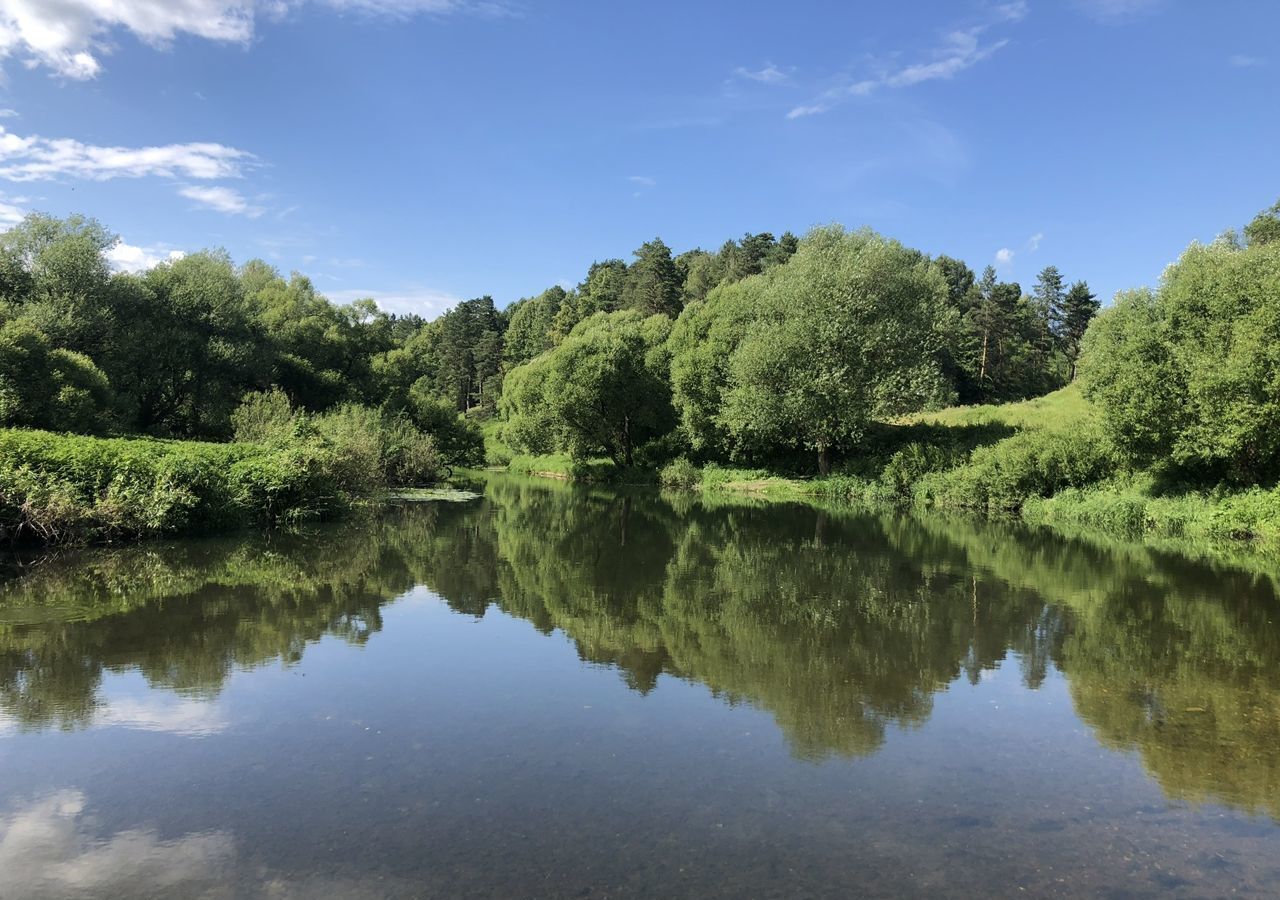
<box><xmin>916</xmin><ymin>425</ymin><xmax>1116</xmax><ymax>512</ymax></box>
<box><xmin>659</xmin><ymin>456</ymin><xmax>700</xmax><ymax>489</ymax></box>
<box><xmin>1023</xmin><ymin>483</ymin><xmax>1280</xmax><ymax>544</ymax></box>
<box><xmin>0</xmin><ymin>429</ymin><xmax>344</xmax><ymax>542</ymax></box>
<box><xmin>231</xmin><ymin>390</ymin><xmax>446</xmax><ymax>490</ymax></box>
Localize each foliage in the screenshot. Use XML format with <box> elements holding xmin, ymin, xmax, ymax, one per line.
<box><xmin>1081</xmin><ymin>207</ymin><xmax>1280</xmax><ymax>483</ymax></box>
<box><xmin>658</xmin><ymin>456</ymin><xmax>700</xmax><ymax>489</ymax></box>
<box><xmin>501</xmin><ymin>310</ymin><xmax>675</xmax><ymax>465</ymax></box>
<box><xmin>0</xmin><ymin>429</ymin><xmax>344</xmax><ymax>542</ymax></box>
<box><xmin>670</xmin><ymin>225</ymin><xmax>953</xmax><ymax>473</ymax></box>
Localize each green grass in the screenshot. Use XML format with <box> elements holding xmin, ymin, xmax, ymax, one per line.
<box><xmin>901</xmin><ymin>382</ymin><xmax>1095</xmax><ymax>431</ymax></box>
<box><xmin>481</xmin><ymin>418</ymin><xmax>515</xmax><ymax>467</ymax></box>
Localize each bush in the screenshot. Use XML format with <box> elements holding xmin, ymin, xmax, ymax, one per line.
<box><xmin>0</xmin><ymin>429</ymin><xmax>344</xmax><ymax>543</ymax></box>
<box><xmin>918</xmin><ymin>425</ymin><xmax>1116</xmax><ymax>512</ymax></box>
<box><xmin>383</xmin><ymin>421</ymin><xmax>441</xmax><ymax>486</ymax></box>
<box><xmin>230</xmin><ymin>387</ymin><xmax>304</xmax><ymax>445</ymax></box>
<box><xmin>310</xmin><ymin>403</ymin><xmax>389</xmax><ymax>495</ymax></box>
<box><xmin>407</xmin><ymin>387</ymin><xmax>486</xmax><ymax>466</ymax></box>
<box><xmin>659</xmin><ymin>457</ymin><xmax>700</xmax><ymax>489</ymax></box>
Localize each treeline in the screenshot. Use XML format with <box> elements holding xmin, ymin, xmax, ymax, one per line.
<box><xmin>501</xmin><ymin>227</ymin><xmax>1092</xmax><ymax>473</ymax></box>
<box><xmin>0</xmin><ymin>214</ymin><xmax>1086</xmax><ymax>479</ymax></box>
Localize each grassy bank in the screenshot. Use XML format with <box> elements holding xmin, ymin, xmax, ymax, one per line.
<box><xmin>2</xmin><ymin>429</ymin><xmax>353</xmax><ymax>543</ymax></box>
<box><xmin>489</xmin><ymin>385</ymin><xmax>1280</xmax><ymax>551</ymax></box>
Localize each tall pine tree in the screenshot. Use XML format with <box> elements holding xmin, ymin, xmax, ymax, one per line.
<box><xmin>1059</xmin><ymin>280</ymin><xmax>1099</xmax><ymax>381</ymax></box>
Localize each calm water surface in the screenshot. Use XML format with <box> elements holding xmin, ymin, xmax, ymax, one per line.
<box><xmin>2</xmin><ymin>474</ymin><xmax>1280</xmax><ymax>898</ymax></box>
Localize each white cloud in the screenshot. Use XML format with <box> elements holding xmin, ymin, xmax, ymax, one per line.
<box><xmin>179</xmin><ymin>184</ymin><xmax>263</xmax><ymax>217</ymax></box>
<box><xmin>627</xmin><ymin>175</ymin><xmax>656</xmax><ymax>188</ymax></box>
<box><xmin>0</xmin><ymin>0</ymin><xmax>510</xmax><ymax>79</ymax></box>
<box><xmin>106</xmin><ymin>240</ymin><xmax>186</xmax><ymax>272</ymax></box>
<box><xmin>1074</xmin><ymin>0</ymin><xmax>1163</xmax><ymax>22</ymax></box>
<box><xmin>995</xmin><ymin>247</ymin><xmax>1015</xmax><ymax>265</ymax></box>
<box><xmin>787</xmin><ymin>21</ymin><xmax>1013</xmax><ymax>118</ymax></box>
<box><xmin>0</xmin><ymin>126</ymin><xmax>253</xmax><ymax>182</ymax></box>
<box><xmin>0</xmin><ymin>108</ymin><xmax>16</xmax><ymax>118</ymax></box>
<box><xmin>326</xmin><ymin>286</ymin><xmax>461</xmax><ymax>318</ymax></box>
<box><xmin>1027</xmin><ymin>232</ymin><xmax>1043</xmax><ymax>251</ymax></box>
<box><xmin>0</xmin><ymin>791</ymin><xmax>234</xmax><ymax>898</ymax></box>
<box><xmin>1229</xmin><ymin>54</ymin><xmax>1265</xmax><ymax>68</ymax></box>
<box><xmin>0</xmin><ymin>191</ymin><xmax>25</xmax><ymax>225</ymax></box>
<box><xmin>733</xmin><ymin>63</ymin><xmax>792</xmax><ymax>84</ymax></box>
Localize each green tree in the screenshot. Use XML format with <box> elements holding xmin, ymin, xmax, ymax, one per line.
<box><xmin>686</xmin><ymin>226</ymin><xmax>951</xmax><ymax>474</ymax></box>
<box><xmin>1056</xmin><ymin>280</ymin><xmax>1099</xmax><ymax>381</ymax></box>
<box><xmin>622</xmin><ymin>238</ymin><xmax>683</xmax><ymax>317</ymax></box>
<box><xmin>501</xmin><ymin>310</ymin><xmax>675</xmax><ymax>465</ymax></box>
<box><xmin>1244</xmin><ymin>197</ymin><xmax>1280</xmax><ymax>247</ymax></box>
<box><xmin>1082</xmin><ymin>205</ymin><xmax>1280</xmax><ymax>482</ymax></box>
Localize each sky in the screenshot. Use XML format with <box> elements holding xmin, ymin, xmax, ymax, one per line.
<box><xmin>0</xmin><ymin>0</ymin><xmax>1274</xmax><ymax>317</ymax></box>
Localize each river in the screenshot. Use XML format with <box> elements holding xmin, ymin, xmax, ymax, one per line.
<box><xmin>2</xmin><ymin>473</ymin><xmax>1278</xmax><ymax>898</ymax></box>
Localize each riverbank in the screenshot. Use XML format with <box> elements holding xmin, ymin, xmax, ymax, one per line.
<box><xmin>1</xmin><ymin>428</ymin><xmax>358</xmax><ymax>543</ymax></box>
<box><xmin>488</xmin><ymin>385</ymin><xmax>1280</xmax><ymax>553</ymax></box>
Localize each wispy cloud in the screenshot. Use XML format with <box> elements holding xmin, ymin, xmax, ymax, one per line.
<box><xmin>1074</xmin><ymin>0</ymin><xmax>1164</xmax><ymax>23</ymax></box>
<box><xmin>1229</xmin><ymin>54</ymin><xmax>1266</xmax><ymax>68</ymax></box>
<box><xmin>0</xmin><ymin>109</ymin><xmax>17</xmax><ymax>118</ymax></box>
<box><xmin>0</xmin><ymin>127</ymin><xmax>253</xmax><ymax>182</ymax></box>
<box><xmin>628</xmin><ymin>175</ymin><xmax>656</xmax><ymax>188</ymax></box>
<box><xmin>1027</xmin><ymin>232</ymin><xmax>1043</xmax><ymax>251</ymax></box>
<box><xmin>995</xmin><ymin>247</ymin><xmax>1015</xmax><ymax>266</ymax></box>
<box><xmin>0</xmin><ymin>0</ymin><xmax>511</xmax><ymax>80</ymax></box>
<box><xmin>787</xmin><ymin>8</ymin><xmax>1023</xmax><ymax>119</ymax></box>
<box><xmin>732</xmin><ymin>63</ymin><xmax>793</xmax><ymax>84</ymax></box>
<box><xmin>179</xmin><ymin>184</ymin><xmax>264</xmax><ymax>217</ymax></box>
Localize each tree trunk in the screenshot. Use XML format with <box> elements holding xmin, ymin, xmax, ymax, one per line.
<box><xmin>979</xmin><ymin>329</ymin><xmax>989</xmax><ymax>383</ymax></box>
<box><xmin>817</xmin><ymin>446</ymin><xmax>831</xmax><ymax>476</ymax></box>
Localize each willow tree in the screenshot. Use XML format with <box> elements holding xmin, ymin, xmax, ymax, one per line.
<box><xmin>674</xmin><ymin>225</ymin><xmax>952</xmax><ymax>474</ymax></box>
<box><xmin>500</xmin><ymin>310</ymin><xmax>674</xmax><ymax>466</ymax></box>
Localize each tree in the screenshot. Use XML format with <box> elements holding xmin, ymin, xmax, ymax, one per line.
<box><xmin>501</xmin><ymin>310</ymin><xmax>674</xmax><ymax>465</ymax></box>
<box><xmin>0</xmin><ymin>213</ymin><xmax>115</xmax><ymax>357</ymax></box>
<box><xmin>1033</xmin><ymin>265</ymin><xmax>1065</xmax><ymax>332</ymax></box>
<box><xmin>0</xmin><ymin>317</ymin><xmax>112</xmax><ymax>432</ymax></box>
<box><xmin>1081</xmin><ymin>209</ymin><xmax>1280</xmax><ymax>483</ymax></box>
<box><xmin>552</xmin><ymin>260</ymin><xmax>627</xmax><ymax>340</ymax></box>
<box><xmin>621</xmin><ymin>238</ymin><xmax>683</xmax><ymax>317</ymax></box>
<box><xmin>1057</xmin><ymin>281</ymin><xmax>1099</xmax><ymax>380</ymax></box>
<box><xmin>697</xmin><ymin>226</ymin><xmax>951</xmax><ymax>474</ymax></box>
<box><xmin>433</xmin><ymin>296</ymin><xmax>503</xmax><ymax>411</ymax></box>
<box><xmin>1244</xmin><ymin>198</ymin><xmax>1280</xmax><ymax>247</ymax></box>
<box><xmin>503</xmin><ymin>287</ymin><xmax>562</xmax><ymax>368</ymax></box>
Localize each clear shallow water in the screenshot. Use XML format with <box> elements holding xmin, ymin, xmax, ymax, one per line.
<box><xmin>2</xmin><ymin>475</ymin><xmax>1280</xmax><ymax>898</ymax></box>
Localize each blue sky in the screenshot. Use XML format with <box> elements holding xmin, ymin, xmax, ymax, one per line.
<box><xmin>0</xmin><ymin>0</ymin><xmax>1275</xmax><ymax>316</ymax></box>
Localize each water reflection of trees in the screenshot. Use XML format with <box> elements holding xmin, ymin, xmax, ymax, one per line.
<box><xmin>5</xmin><ymin>476</ymin><xmax>1280</xmax><ymax>817</ymax></box>
<box><xmin>0</xmin><ymin>505</ymin><xmax>469</xmax><ymax>731</ymax></box>
<box><xmin>903</xmin><ymin>514</ymin><xmax>1280</xmax><ymax>820</ymax></box>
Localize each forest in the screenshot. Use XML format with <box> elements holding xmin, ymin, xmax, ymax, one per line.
<box><xmin>1</xmin><ymin>198</ymin><xmax>1278</xmax><ymax>545</ymax></box>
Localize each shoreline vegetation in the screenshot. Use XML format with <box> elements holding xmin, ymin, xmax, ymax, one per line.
<box><xmin>2</xmin><ymin>200</ymin><xmax>1279</xmax><ymax>552</ymax></box>
<box><xmin>496</xmin><ymin>383</ymin><xmax>1280</xmax><ymax>555</ymax></box>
